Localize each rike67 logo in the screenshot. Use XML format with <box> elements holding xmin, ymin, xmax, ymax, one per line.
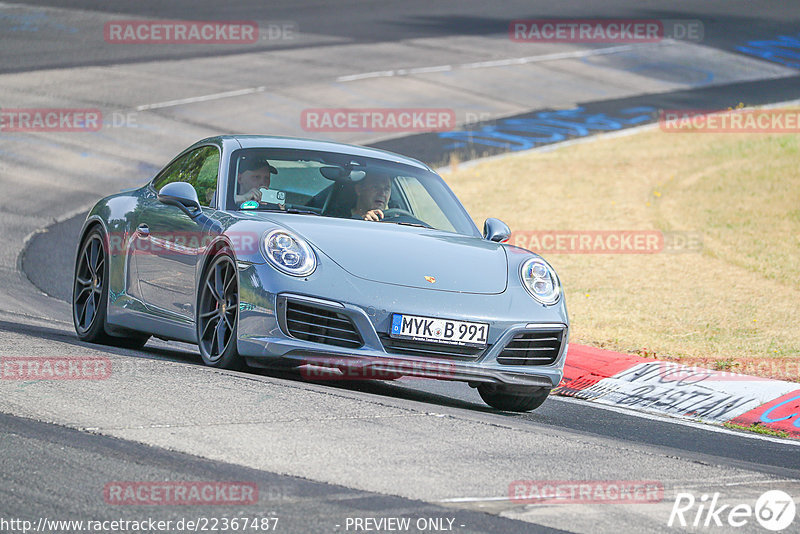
<box><xmin>669</xmin><ymin>490</ymin><xmax>796</xmax><ymax>531</ymax></box>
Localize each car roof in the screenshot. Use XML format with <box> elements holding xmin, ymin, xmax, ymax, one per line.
<box><xmin>202</xmin><ymin>135</ymin><xmax>433</xmax><ymax>172</ymax></box>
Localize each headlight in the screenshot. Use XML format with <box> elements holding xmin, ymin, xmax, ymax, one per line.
<box><xmin>520</xmin><ymin>257</ymin><xmax>561</xmax><ymax>305</ymax></box>
<box><xmin>263</xmin><ymin>229</ymin><xmax>316</xmax><ymax>276</ymax></box>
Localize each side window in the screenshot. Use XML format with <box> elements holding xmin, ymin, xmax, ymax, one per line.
<box><xmin>152</xmin><ymin>146</ymin><xmax>220</xmax><ymax>208</ymax></box>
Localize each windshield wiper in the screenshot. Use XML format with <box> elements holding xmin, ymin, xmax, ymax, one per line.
<box><xmin>256</xmin><ymin>207</ymin><xmax>321</xmax><ymax>216</ymax></box>
<box><xmin>379</xmin><ymin>220</ymin><xmax>430</xmax><ymax>229</ymax></box>
<box><xmin>285</xmin><ymin>208</ymin><xmax>321</xmax><ymax>215</ymax></box>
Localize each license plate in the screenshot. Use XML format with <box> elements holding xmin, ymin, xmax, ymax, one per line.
<box><xmin>390</xmin><ymin>313</ymin><xmax>488</xmax><ymax>348</ymax></box>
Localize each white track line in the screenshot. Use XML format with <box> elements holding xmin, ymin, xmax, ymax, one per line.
<box><xmin>131</xmin><ymin>46</ymin><xmax>636</xmax><ymax>111</ymax></box>
<box><xmin>438</xmin><ymin>478</ymin><xmax>800</xmax><ymax>504</ymax></box>
<box><xmin>336</xmin><ymin>44</ymin><xmax>638</xmax><ymax>82</ymax></box>
<box><xmin>135</xmin><ymin>86</ymin><xmax>267</xmax><ymax>111</ymax></box>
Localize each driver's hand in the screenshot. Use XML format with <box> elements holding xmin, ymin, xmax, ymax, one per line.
<box><xmin>363</xmin><ymin>209</ymin><xmax>384</xmax><ymax>221</ymax></box>
<box><xmin>235</xmin><ymin>188</ymin><xmax>262</xmax><ymax>203</ymax></box>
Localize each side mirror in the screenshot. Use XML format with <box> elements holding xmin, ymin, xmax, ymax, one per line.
<box><xmin>484</xmin><ymin>218</ymin><xmax>511</xmax><ymax>243</ymax></box>
<box><xmin>158</xmin><ymin>182</ymin><xmax>202</xmax><ymax>218</ymax></box>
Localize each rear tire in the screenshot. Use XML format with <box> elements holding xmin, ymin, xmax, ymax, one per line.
<box><xmin>196</xmin><ymin>248</ymin><xmax>244</xmax><ymax>370</ymax></box>
<box><xmin>73</xmin><ymin>227</ymin><xmax>151</xmax><ymax>349</ymax></box>
<box><xmin>478</xmin><ymin>384</ymin><xmax>550</xmax><ymax>412</ymax></box>
<box><xmin>73</xmin><ymin>228</ymin><xmax>110</xmax><ymax>343</ymax></box>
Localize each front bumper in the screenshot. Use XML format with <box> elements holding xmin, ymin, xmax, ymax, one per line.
<box><xmin>236</xmin><ymin>260</ymin><xmax>568</xmax><ymax>388</ymax></box>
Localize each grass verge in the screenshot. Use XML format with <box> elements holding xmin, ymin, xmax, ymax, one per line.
<box><xmin>442</xmin><ymin>119</ymin><xmax>800</xmax><ymax>381</ymax></box>
<box><xmin>723</xmin><ymin>422</ymin><xmax>791</xmax><ymax>439</ymax></box>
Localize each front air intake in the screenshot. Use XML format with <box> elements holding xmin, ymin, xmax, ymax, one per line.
<box><xmin>496</xmin><ymin>329</ymin><xmax>564</xmax><ymax>366</ymax></box>
<box><xmin>283</xmin><ymin>300</ymin><xmax>363</xmax><ymax>349</ymax></box>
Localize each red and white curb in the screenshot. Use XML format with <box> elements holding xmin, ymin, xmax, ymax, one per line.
<box><xmin>555</xmin><ymin>344</ymin><xmax>800</xmax><ymax>439</ymax></box>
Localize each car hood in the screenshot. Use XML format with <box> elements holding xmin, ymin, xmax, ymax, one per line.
<box><xmin>282</xmin><ymin>217</ymin><xmax>508</xmax><ymax>294</ymax></box>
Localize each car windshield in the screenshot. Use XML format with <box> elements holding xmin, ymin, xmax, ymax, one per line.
<box><xmin>227</xmin><ymin>148</ymin><xmax>480</xmax><ymax>237</ymax></box>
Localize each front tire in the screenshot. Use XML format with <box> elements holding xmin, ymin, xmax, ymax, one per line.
<box><xmin>197</xmin><ymin>248</ymin><xmax>244</xmax><ymax>370</ymax></box>
<box><xmin>478</xmin><ymin>384</ymin><xmax>550</xmax><ymax>412</ymax></box>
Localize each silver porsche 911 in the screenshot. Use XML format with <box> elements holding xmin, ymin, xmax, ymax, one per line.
<box><xmin>73</xmin><ymin>135</ymin><xmax>568</xmax><ymax>411</ymax></box>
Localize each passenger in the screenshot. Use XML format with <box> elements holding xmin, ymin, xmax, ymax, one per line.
<box><xmin>351</xmin><ymin>172</ymin><xmax>392</xmax><ymax>221</ymax></box>
<box><xmin>234</xmin><ymin>157</ymin><xmax>278</xmax><ymax>204</ymax></box>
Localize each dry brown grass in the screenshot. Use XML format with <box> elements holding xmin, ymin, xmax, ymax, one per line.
<box><xmin>442</xmin><ymin>125</ymin><xmax>800</xmax><ymax>381</ymax></box>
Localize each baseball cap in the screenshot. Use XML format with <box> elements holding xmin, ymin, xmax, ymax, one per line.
<box><xmin>238</xmin><ymin>156</ymin><xmax>278</xmax><ymax>174</ymax></box>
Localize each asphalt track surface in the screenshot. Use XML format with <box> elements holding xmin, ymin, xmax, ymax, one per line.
<box><xmin>5</xmin><ymin>0</ymin><xmax>800</xmax><ymax>73</ymax></box>
<box><xmin>2</xmin><ymin>412</ymin><xmax>554</xmax><ymax>534</ymax></box>
<box><xmin>4</xmin><ymin>1</ymin><xmax>800</xmax><ymax>533</ymax></box>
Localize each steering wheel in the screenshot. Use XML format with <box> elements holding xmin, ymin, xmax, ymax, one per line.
<box><xmin>381</xmin><ymin>208</ymin><xmax>414</xmax><ymax>219</ymax></box>
<box><xmin>380</xmin><ymin>208</ymin><xmax>431</xmax><ymax>228</ymax></box>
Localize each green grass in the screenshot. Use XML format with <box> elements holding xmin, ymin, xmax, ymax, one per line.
<box><xmin>443</xmin><ymin>116</ymin><xmax>800</xmax><ymax>379</ymax></box>
<box><xmin>723</xmin><ymin>422</ymin><xmax>791</xmax><ymax>439</ymax></box>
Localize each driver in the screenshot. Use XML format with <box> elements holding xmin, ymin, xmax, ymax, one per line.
<box><xmin>234</xmin><ymin>157</ymin><xmax>279</xmax><ymax>204</ymax></box>
<box><xmin>351</xmin><ymin>172</ymin><xmax>392</xmax><ymax>221</ymax></box>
